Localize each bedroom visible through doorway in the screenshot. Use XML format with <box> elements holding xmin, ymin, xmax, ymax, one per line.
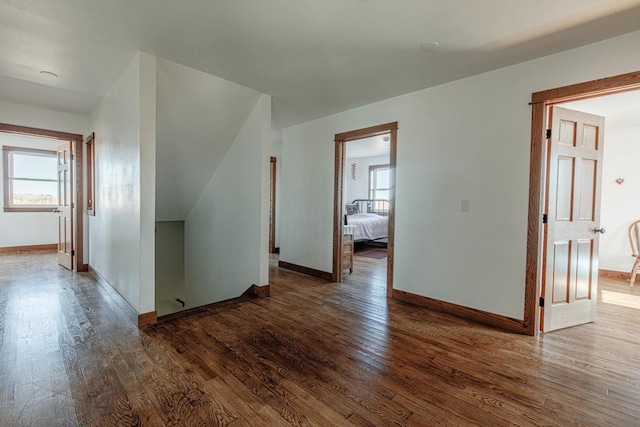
<box><xmin>333</xmin><ymin>122</ymin><xmax>397</xmax><ymax>297</ymax></box>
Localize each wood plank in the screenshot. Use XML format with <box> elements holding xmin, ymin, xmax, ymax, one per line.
<box><xmin>599</xmin><ymin>269</ymin><xmax>630</xmax><ymax>280</ymax></box>
<box><xmin>392</xmin><ymin>289</ymin><xmax>525</xmax><ymax>333</ymax></box>
<box><xmin>531</xmin><ymin>70</ymin><xmax>640</xmax><ymax>105</ymax></box>
<box><xmin>0</xmin><ymin>244</ymin><xmax>57</xmax><ymax>253</ymax></box>
<box><xmin>278</xmin><ymin>260</ymin><xmax>333</xmax><ymax>281</ymax></box>
<box><xmin>1</xmin><ymin>250</ymin><xmax>640</xmax><ymax>426</ymax></box>
<box><xmin>0</xmin><ymin>122</ymin><xmax>83</xmax><ymax>143</ymax></box>
<box><xmin>138</xmin><ymin>311</ymin><xmax>157</xmax><ymax>327</ymax></box>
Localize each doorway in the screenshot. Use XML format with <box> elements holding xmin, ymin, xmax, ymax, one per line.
<box><xmin>526</xmin><ymin>70</ymin><xmax>640</xmax><ymax>335</ymax></box>
<box><xmin>269</xmin><ymin>156</ymin><xmax>277</xmax><ymax>254</ymax></box>
<box><xmin>0</xmin><ymin>123</ymin><xmax>84</xmax><ymax>272</ymax></box>
<box><xmin>333</xmin><ymin>122</ymin><xmax>397</xmax><ymax>297</ymax></box>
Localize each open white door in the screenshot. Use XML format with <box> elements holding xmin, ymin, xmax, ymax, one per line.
<box><xmin>542</xmin><ymin>106</ymin><xmax>605</xmax><ymax>332</ymax></box>
<box><xmin>56</xmin><ymin>142</ymin><xmax>73</xmax><ymax>271</ymax></box>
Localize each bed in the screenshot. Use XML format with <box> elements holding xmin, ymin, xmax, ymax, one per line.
<box><xmin>344</xmin><ymin>199</ymin><xmax>389</xmax><ymax>242</ymax></box>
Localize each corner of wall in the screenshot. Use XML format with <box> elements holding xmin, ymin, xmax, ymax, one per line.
<box><xmin>139</xmin><ymin>53</ymin><xmax>157</xmax><ymax>314</ymax></box>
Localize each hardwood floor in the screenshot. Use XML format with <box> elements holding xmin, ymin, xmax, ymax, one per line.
<box><xmin>1</xmin><ymin>250</ymin><xmax>640</xmax><ymax>426</ymax></box>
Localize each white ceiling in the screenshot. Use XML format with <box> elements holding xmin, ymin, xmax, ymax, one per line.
<box><xmin>2</xmin><ymin>0</ymin><xmax>640</xmax><ymax>129</ymax></box>
<box><xmin>346</xmin><ymin>135</ymin><xmax>391</xmax><ymax>159</ymax></box>
<box><xmin>561</xmin><ymin>90</ymin><xmax>640</xmax><ymax>129</ymax></box>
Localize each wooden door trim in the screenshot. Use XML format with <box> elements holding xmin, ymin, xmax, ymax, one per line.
<box><xmin>333</xmin><ymin>121</ymin><xmax>397</xmax><ymax>298</ymax></box>
<box><xmin>526</xmin><ymin>70</ymin><xmax>640</xmax><ymax>336</ymax></box>
<box><xmin>0</xmin><ymin>122</ymin><xmax>84</xmax><ymax>272</ymax></box>
<box><xmin>269</xmin><ymin>156</ymin><xmax>277</xmax><ymax>254</ymax></box>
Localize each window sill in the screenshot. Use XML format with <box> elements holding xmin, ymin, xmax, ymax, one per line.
<box><xmin>4</xmin><ymin>207</ymin><xmax>57</xmax><ymax>213</ymax></box>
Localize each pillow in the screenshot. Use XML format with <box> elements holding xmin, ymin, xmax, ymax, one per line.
<box><xmin>346</xmin><ymin>203</ymin><xmax>359</xmax><ymax>215</ymax></box>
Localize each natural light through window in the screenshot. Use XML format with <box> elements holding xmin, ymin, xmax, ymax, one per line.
<box><xmin>369</xmin><ymin>164</ymin><xmax>390</xmax><ymax>212</ymax></box>
<box><xmin>3</xmin><ymin>146</ymin><xmax>57</xmax><ymax>211</ymax></box>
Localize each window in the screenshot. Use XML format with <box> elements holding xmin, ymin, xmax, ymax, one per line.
<box><xmin>369</xmin><ymin>164</ymin><xmax>390</xmax><ymax>213</ymax></box>
<box><xmin>369</xmin><ymin>164</ymin><xmax>390</xmax><ymax>200</ymax></box>
<box><xmin>3</xmin><ymin>146</ymin><xmax>58</xmax><ymax>212</ymax></box>
<box><xmin>86</xmin><ymin>133</ymin><xmax>95</xmax><ymax>215</ymax></box>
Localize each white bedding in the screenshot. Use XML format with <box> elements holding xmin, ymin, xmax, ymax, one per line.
<box><xmin>346</xmin><ymin>213</ymin><xmax>388</xmax><ymax>241</ymax></box>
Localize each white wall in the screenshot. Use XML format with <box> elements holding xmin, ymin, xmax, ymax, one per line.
<box><xmin>139</xmin><ymin>53</ymin><xmax>156</xmax><ymax>315</ymax></box>
<box><xmin>281</xmin><ymin>30</ymin><xmax>640</xmax><ymax>320</ymax></box>
<box><xmin>155</xmin><ymin>221</ymin><xmax>185</xmax><ymax>316</ymax></box>
<box><xmin>599</xmin><ymin>126</ymin><xmax>640</xmax><ymax>272</ymax></box>
<box><xmin>0</xmin><ymin>101</ymin><xmax>89</xmax><ymax>256</ymax></box>
<box><xmin>89</xmin><ymin>52</ymin><xmax>156</xmax><ymax>314</ymax></box>
<box><xmin>0</xmin><ymin>100</ymin><xmax>89</xmax><ymax>135</ymax></box>
<box><xmin>344</xmin><ymin>155</ymin><xmax>390</xmax><ymax>205</ymax></box>
<box><xmin>155</xmin><ymin>58</ymin><xmax>262</xmax><ymax>221</ymax></box>
<box><xmin>0</xmin><ymin>133</ymin><xmax>59</xmax><ymax>247</ymax></box>
<box><xmin>185</xmin><ymin>95</ymin><xmax>271</xmax><ymax>308</ymax></box>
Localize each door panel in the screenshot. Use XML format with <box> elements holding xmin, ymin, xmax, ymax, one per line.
<box><xmin>555</xmin><ymin>157</ymin><xmax>574</xmax><ymax>221</ymax></box>
<box><xmin>551</xmin><ymin>241</ymin><xmax>570</xmax><ymax>304</ymax></box>
<box><xmin>57</xmin><ymin>143</ymin><xmax>73</xmax><ymax>270</ymax></box>
<box><xmin>542</xmin><ymin>107</ymin><xmax>604</xmax><ymax>332</ymax></box>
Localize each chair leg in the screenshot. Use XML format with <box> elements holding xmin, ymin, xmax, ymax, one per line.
<box><xmin>631</xmin><ymin>257</ymin><xmax>640</xmax><ymax>288</ymax></box>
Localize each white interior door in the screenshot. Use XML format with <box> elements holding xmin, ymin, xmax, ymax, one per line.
<box><xmin>542</xmin><ymin>106</ymin><xmax>605</xmax><ymax>332</ymax></box>
<box><xmin>56</xmin><ymin>142</ymin><xmax>73</xmax><ymax>271</ymax></box>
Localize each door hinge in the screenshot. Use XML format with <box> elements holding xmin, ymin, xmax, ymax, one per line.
<box><xmin>545</xmin><ymin>129</ymin><xmax>551</xmax><ymax>139</ymax></box>
<box><xmin>71</xmin><ymin>250</ymin><xmax>75</xmax><ymax>256</ymax></box>
<box><xmin>539</xmin><ymin>297</ymin><xmax>545</xmax><ymax>307</ymax></box>
<box><xmin>70</xmin><ymin>154</ymin><xmax>74</xmax><ymax>161</ymax></box>
<box><xmin>71</xmin><ymin>202</ymin><xmax>75</xmax><ymax>208</ymax></box>
<box><xmin>542</xmin><ymin>213</ymin><xmax>548</xmax><ymax>224</ymax></box>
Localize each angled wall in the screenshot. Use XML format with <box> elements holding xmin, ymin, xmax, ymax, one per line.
<box><xmin>184</xmin><ymin>95</ymin><xmax>271</xmax><ymax>308</ymax></box>
<box><xmin>155</xmin><ymin>58</ymin><xmax>262</xmax><ymax>221</ymax></box>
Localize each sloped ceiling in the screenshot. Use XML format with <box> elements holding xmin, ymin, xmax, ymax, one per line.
<box><xmin>1</xmin><ymin>1</ymin><xmax>640</xmax><ymax>129</ymax></box>
<box><xmin>155</xmin><ymin>58</ymin><xmax>261</xmax><ymax>221</ymax></box>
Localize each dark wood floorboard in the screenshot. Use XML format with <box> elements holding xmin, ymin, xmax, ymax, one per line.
<box><xmin>1</xmin><ymin>250</ymin><xmax>639</xmax><ymax>426</ymax></box>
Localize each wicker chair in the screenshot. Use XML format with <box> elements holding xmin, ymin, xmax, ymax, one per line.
<box><xmin>629</xmin><ymin>220</ymin><xmax>640</xmax><ymax>287</ymax></box>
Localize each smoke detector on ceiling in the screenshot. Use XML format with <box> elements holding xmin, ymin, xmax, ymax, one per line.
<box><xmin>420</xmin><ymin>42</ymin><xmax>439</xmax><ymax>53</ymax></box>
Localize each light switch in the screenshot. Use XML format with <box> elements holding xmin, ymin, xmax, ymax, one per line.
<box><xmin>461</xmin><ymin>199</ymin><xmax>470</xmax><ymax>212</ymax></box>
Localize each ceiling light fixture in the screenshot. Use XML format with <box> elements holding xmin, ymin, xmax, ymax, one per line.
<box><xmin>39</xmin><ymin>70</ymin><xmax>58</xmax><ymax>78</ymax></box>
<box><xmin>420</xmin><ymin>42</ymin><xmax>439</xmax><ymax>53</ymax></box>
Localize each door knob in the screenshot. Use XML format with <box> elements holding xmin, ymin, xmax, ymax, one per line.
<box><xmin>594</xmin><ymin>227</ymin><xmax>606</xmax><ymax>234</ymax></box>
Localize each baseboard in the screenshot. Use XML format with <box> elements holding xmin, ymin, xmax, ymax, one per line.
<box><xmin>158</xmin><ymin>284</ymin><xmax>267</xmax><ymax>324</ymax></box>
<box><xmin>250</xmin><ymin>284</ymin><xmax>271</xmax><ymax>297</ymax></box>
<box><xmin>88</xmin><ymin>265</ymin><xmax>143</xmax><ymax>328</ymax></box>
<box><xmin>278</xmin><ymin>260</ymin><xmax>333</xmax><ymax>281</ymax></box>
<box><xmin>0</xmin><ymin>243</ymin><xmax>56</xmax><ymax>253</ymax></box>
<box><xmin>392</xmin><ymin>289</ymin><xmax>525</xmax><ymax>334</ymax></box>
<box><xmin>78</xmin><ymin>263</ymin><xmax>89</xmax><ymax>273</ymax></box>
<box><xmin>599</xmin><ymin>269</ymin><xmax>630</xmax><ymax>280</ymax></box>
<box><xmin>138</xmin><ymin>311</ymin><xmax>158</xmax><ymax>327</ymax></box>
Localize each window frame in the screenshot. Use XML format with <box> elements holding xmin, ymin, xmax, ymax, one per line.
<box><xmin>2</xmin><ymin>145</ymin><xmax>58</xmax><ymax>213</ymax></box>
<box><xmin>86</xmin><ymin>133</ymin><xmax>96</xmax><ymax>216</ymax></box>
